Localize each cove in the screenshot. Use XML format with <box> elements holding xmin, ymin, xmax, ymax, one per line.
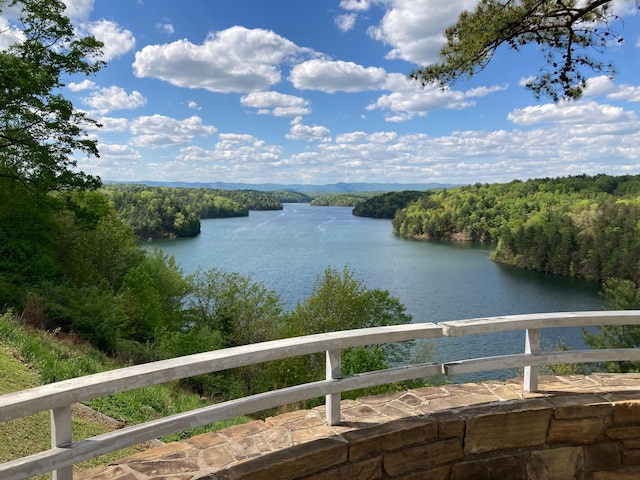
<box><xmin>152</xmin><ymin>203</ymin><xmax>605</xmax><ymax>380</ymax></box>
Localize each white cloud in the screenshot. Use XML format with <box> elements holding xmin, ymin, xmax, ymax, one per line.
<box><xmin>156</xmin><ymin>22</ymin><xmax>174</xmax><ymax>35</ymax></box>
<box><xmin>188</xmin><ymin>101</ymin><xmax>201</xmax><ymax>110</ymax></box>
<box><xmin>286</xmin><ymin>123</ymin><xmax>331</xmax><ymax>142</ymax></box>
<box><xmin>133</xmin><ymin>26</ymin><xmax>313</xmax><ymax>93</ymax></box>
<box><xmin>94</xmin><ymin>116</ymin><xmax>129</xmax><ymax>132</ymax></box>
<box><xmin>98</xmin><ymin>143</ymin><xmax>141</xmax><ymax>160</ymax></box>
<box><xmin>0</xmin><ymin>14</ymin><xmax>24</xmax><ymax>50</ymax></box>
<box><xmin>607</xmin><ymin>84</ymin><xmax>640</xmax><ymax>102</ymax></box>
<box><xmin>129</xmin><ymin>115</ymin><xmax>217</xmax><ymax>148</ymax></box>
<box><xmin>68</xmin><ymin>79</ymin><xmax>97</xmax><ymax>91</ymax></box>
<box><xmin>336</xmin><ymin>131</ymin><xmax>397</xmax><ymax>143</ymax></box>
<box><xmin>88</xmin><ymin>20</ymin><xmax>135</xmax><ymax>61</ymax></box>
<box><xmin>339</xmin><ymin>0</ymin><xmax>371</xmax><ymax>12</ymax></box>
<box><xmin>466</xmin><ymin>84</ymin><xmax>509</xmax><ymax>97</ymax></box>
<box><xmin>62</xmin><ymin>0</ymin><xmax>94</xmax><ymax>21</ymax></box>
<box><xmin>367</xmin><ymin>0</ymin><xmax>476</xmax><ymax>64</ymax></box>
<box><xmin>290</xmin><ymin>59</ymin><xmax>386</xmax><ymax>93</ymax></box>
<box><xmin>583</xmin><ymin>76</ymin><xmax>640</xmax><ymax>103</ymax></box>
<box><xmin>508</xmin><ymin>101</ymin><xmax>637</xmax><ymax>127</ymax></box>
<box><xmin>583</xmin><ymin>75</ymin><xmax>615</xmax><ymax>97</ymax></box>
<box><xmin>367</xmin><ymin>73</ymin><xmax>475</xmax><ymax>121</ymax></box>
<box><xmin>169</xmin><ymin>135</ymin><xmax>283</xmax><ymax>181</ymax></box>
<box><xmin>335</xmin><ymin>14</ymin><xmax>357</xmax><ymax>32</ymax></box>
<box><xmin>241</xmin><ymin>91</ymin><xmax>310</xmax><ymax>116</ymax></box>
<box><xmin>83</xmin><ymin>86</ymin><xmax>147</xmax><ymax>114</ymax></box>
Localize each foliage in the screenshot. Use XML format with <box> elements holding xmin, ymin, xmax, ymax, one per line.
<box><xmin>411</xmin><ymin>0</ymin><xmax>636</xmax><ymax>101</ymax></box>
<box><xmin>310</xmin><ymin>192</ymin><xmax>375</xmax><ymax>207</ymax></box>
<box><xmin>583</xmin><ymin>278</ymin><xmax>640</xmax><ymax>372</ymax></box>
<box><xmin>269</xmin><ymin>190</ymin><xmax>313</xmax><ymax>203</ymax></box>
<box><xmin>392</xmin><ymin>174</ymin><xmax>640</xmax><ymax>283</ymax></box>
<box><xmin>353</xmin><ymin>190</ymin><xmax>432</xmax><ymax>219</ymax></box>
<box><xmin>273</xmin><ymin>266</ymin><xmax>414</xmax><ymax>399</ymax></box>
<box><xmin>0</xmin><ymin>0</ymin><xmax>104</xmax><ymax>193</ymax></box>
<box><xmin>0</xmin><ymin>311</ymin><xmax>251</xmax><ymax>463</ymax></box>
<box><xmin>186</xmin><ymin>268</ymin><xmax>283</xmax><ymax>348</ymax></box>
<box><xmin>103</xmin><ymin>184</ymin><xmax>285</xmax><ymax>239</ymax></box>
<box><xmin>180</xmin><ymin>268</ymin><xmax>284</xmax><ymax>397</ymax></box>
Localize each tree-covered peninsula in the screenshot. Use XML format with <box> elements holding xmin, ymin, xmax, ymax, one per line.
<box><xmin>103</xmin><ymin>184</ymin><xmax>284</xmax><ymax>239</ymax></box>
<box><xmin>386</xmin><ymin>174</ymin><xmax>640</xmax><ymax>284</ymax></box>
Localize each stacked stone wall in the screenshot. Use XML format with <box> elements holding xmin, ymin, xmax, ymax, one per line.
<box><xmin>211</xmin><ymin>393</ymin><xmax>640</xmax><ymax>480</ymax></box>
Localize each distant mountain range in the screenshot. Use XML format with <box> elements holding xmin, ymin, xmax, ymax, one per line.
<box><xmin>109</xmin><ymin>180</ymin><xmax>457</xmax><ymax>193</ymax></box>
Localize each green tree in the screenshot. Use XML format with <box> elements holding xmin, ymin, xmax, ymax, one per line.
<box><xmin>0</xmin><ymin>0</ymin><xmax>104</xmax><ymax>193</ymax></box>
<box><xmin>0</xmin><ymin>0</ymin><xmax>105</xmax><ymax>300</ymax></box>
<box><xmin>275</xmin><ymin>266</ymin><xmax>413</xmax><ymax>392</ymax></box>
<box><xmin>411</xmin><ymin>0</ymin><xmax>636</xmax><ymax>101</ymax></box>
<box><xmin>584</xmin><ymin>278</ymin><xmax>640</xmax><ymax>372</ymax></box>
<box><xmin>184</xmin><ymin>268</ymin><xmax>284</xmax><ymax>397</ymax></box>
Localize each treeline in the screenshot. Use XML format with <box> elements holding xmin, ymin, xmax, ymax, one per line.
<box><xmin>310</xmin><ymin>192</ymin><xmax>375</xmax><ymax>207</ymax></box>
<box><xmin>386</xmin><ymin>174</ymin><xmax>640</xmax><ymax>283</ymax></box>
<box><xmin>269</xmin><ymin>190</ymin><xmax>313</xmax><ymax>203</ymax></box>
<box><xmin>353</xmin><ymin>190</ymin><xmax>431</xmax><ymax>218</ymax></box>
<box><xmin>103</xmin><ymin>185</ymin><xmax>283</xmax><ymax>239</ymax></box>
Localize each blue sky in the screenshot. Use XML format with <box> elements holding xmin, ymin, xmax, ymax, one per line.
<box><xmin>4</xmin><ymin>0</ymin><xmax>640</xmax><ymax>185</ymax></box>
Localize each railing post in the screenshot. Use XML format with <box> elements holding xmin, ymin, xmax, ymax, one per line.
<box><xmin>524</xmin><ymin>328</ymin><xmax>540</xmax><ymax>393</ymax></box>
<box><xmin>326</xmin><ymin>349</ymin><xmax>341</xmax><ymax>426</ymax></box>
<box><xmin>51</xmin><ymin>405</ymin><xmax>73</xmax><ymax>480</ymax></box>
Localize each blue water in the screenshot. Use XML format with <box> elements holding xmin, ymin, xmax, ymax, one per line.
<box><xmin>151</xmin><ymin>203</ymin><xmax>605</xmax><ymax>380</ymax></box>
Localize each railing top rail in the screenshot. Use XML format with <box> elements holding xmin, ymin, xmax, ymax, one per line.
<box><xmin>0</xmin><ymin>322</ymin><xmax>442</xmax><ymax>422</ymax></box>
<box><xmin>440</xmin><ymin>310</ymin><xmax>640</xmax><ymax>336</ymax></box>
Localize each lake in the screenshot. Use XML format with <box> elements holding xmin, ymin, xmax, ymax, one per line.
<box><xmin>152</xmin><ymin>203</ymin><xmax>606</xmax><ymax>380</ymax></box>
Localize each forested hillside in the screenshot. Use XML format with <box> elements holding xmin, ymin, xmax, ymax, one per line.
<box><xmin>389</xmin><ymin>174</ymin><xmax>640</xmax><ymax>283</ymax></box>
<box><xmin>353</xmin><ymin>190</ymin><xmax>431</xmax><ymax>218</ymax></box>
<box><xmin>310</xmin><ymin>192</ymin><xmax>375</xmax><ymax>207</ymax></box>
<box><xmin>103</xmin><ymin>184</ymin><xmax>283</xmax><ymax>239</ymax></box>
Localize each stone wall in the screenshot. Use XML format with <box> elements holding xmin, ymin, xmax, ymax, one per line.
<box><xmin>80</xmin><ymin>375</ymin><xmax>640</xmax><ymax>480</ymax></box>
<box><xmin>208</xmin><ymin>393</ymin><xmax>640</xmax><ymax>480</ymax></box>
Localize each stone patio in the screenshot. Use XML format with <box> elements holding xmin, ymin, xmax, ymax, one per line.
<box><xmin>77</xmin><ymin>373</ymin><xmax>640</xmax><ymax>480</ymax></box>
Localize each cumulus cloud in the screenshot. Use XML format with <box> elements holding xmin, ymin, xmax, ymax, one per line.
<box><xmin>68</xmin><ymin>79</ymin><xmax>97</xmax><ymax>92</ymax></box>
<box><xmin>241</xmin><ymin>91</ymin><xmax>310</xmax><ymax>116</ymax></box>
<box><xmin>508</xmin><ymin>101</ymin><xmax>637</xmax><ymax>127</ymax></box>
<box><xmin>89</xmin><ymin>116</ymin><xmax>129</xmax><ymax>132</ymax></box>
<box><xmin>583</xmin><ymin>76</ymin><xmax>640</xmax><ymax>102</ymax></box>
<box><xmin>171</xmin><ymin>134</ymin><xmax>283</xmax><ymax>181</ymax></box>
<box><xmin>88</xmin><ymin>19</ymin><xmax>135</xmax><ymax>61</ymax></box>
<box><xmin>129</xmin><ymin>115</ymin><xmax>217</xmax><ymax>148</ymax></box>
<box><xmin>290</xmin><ymin>59</ymin><xmax>386</xmax><ymax>93</ymax></box>
<box><xmin>335</xmin><ymin>13</ymin><xmax>357</xmax><ymax>32</ymax></box>
<box><xmin>336</xmin><ymin>131</ymin><xmax>398</xmax><ymax>143</ymax></box>
<box><xmin>133</xmin><ymin>26</ymin><xmax>314</xmax><ymax>93</ymax></box>
<box><xmin>62</xmin><ymin>0</ymin><xmax>94</xmax><ymax>21</ymax></box>
<box><xmin>286</xmin><ymin>123</ymin><xmax>331</xmax><ymax>142</ymax></box>
<box><xmin>98</xmin><ymin>143</ymin><xmax>141</xmax><ymax>160</ymax></box>
<box><xmin>607</xmin><ymin>84</ymin><xmax>640</xmax><ymax>102</ymax></box>
<box><xmin>281</xmin><ymin>120</ymin><xmax>640</xmax><ymax>184</ymax></box>
<box><xmin>188</xmin><ymin>101</ymin><xmax>201</xmax><ymax>110</ymax></box>
<box><xmin>339</xmin><ymin>0</ymin><xmax>371</xmax><ymax>11</ymax></box>
<box><xmin>367</xmin><ymin>0</ymin><xmax>476</xmax><ymax>64</ymax></box>
<box><xmin>366</xmin><ymin>73</ymin><xmax>477</xmax><ymax>121</ymax></box>
<box><xmin>83</xmin><ymin>86</ymin><xmax>147</xmax><ymax>114</ymax></box>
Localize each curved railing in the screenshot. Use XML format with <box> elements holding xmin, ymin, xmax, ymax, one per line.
<box><xmin>1</xmin><ymin>310</ymin><xmax>640</xmax><ymax>480</ymax></box>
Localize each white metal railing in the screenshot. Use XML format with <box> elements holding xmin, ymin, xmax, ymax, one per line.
<box><xmin>1</xmin><ymin>311</ymin><xmax>639</xmax><ymax>480</ymax></box>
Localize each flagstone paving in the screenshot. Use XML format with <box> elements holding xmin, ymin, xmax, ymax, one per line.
<box><xmin>77</xmin><ymin>373</ymin><xmax>640</xmax><ymax>480</ymax></box>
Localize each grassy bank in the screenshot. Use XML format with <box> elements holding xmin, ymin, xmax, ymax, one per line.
<box><xmin>0</xmin><ymin>311</ymin><xmax>250</xmax><ymax>477</ymax></box>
